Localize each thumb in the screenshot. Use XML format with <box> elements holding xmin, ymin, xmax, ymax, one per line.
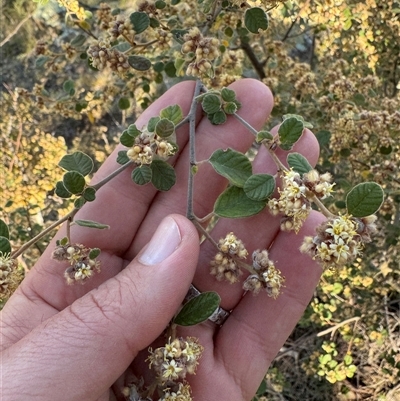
<box><xmin>2</xmin><ymin>215</ymin><xmax>200</xmax><ymax>401</ymax></box>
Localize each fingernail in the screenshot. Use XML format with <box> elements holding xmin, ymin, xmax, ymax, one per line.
<box><xmin>139</xmin><ymin>217</ymin><xmax>181</xmax><ymax>265</ymax></box>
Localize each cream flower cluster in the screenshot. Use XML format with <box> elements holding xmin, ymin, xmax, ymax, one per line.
<box><xmin>126</xmin><ymin>126</ymin><xmax>177</xmax><ymax>166</ymax></box>
<box><xmin>181</xmin><ymin>27</ymin><xmax>220</xmax><ymax>76</ymax></box>
<box><xmin>269</xmin><ymin>169</ymin><xmax>335</xmax><ymax>233</ymax></box>
<box><xmin>52</xmin><ymin>243</ymin><xmax>100</xmax><ymax>284</ymax></box>
<box><xmin>210</xmin><ymin>232</ymin><xmax>248</xmax><ymax>283</ymax></box>
<box><xmin>147</xmin><ymin>336</ymin><xmax>203</xmax><ymax>400</ymax></box>
<box><xmin>300</xmin><ymin>214</ymin><xmax>378</xmax><ymax>269</ymax></box>
<box><xmin>243</xmin><ymin>249</ymin><xmax>285</xmax><ymax>298</ymax></box>
<box><xmin>268</xmin><ymin>169</ymin><xmax>311</xmax><ymax>233</ymax></box>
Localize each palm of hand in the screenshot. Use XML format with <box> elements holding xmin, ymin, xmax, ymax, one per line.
<box><xmin>1</xmin><ymin>79</ymin><xmax>323</xmax><ymax>401</ymax></box>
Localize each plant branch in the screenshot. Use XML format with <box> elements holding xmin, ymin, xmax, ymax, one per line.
<box><xmin>282</xmin><ymin>17</ymin><xmax>298</xmax><ymax>42</ymax></box>
<box><xmin>12</xmin><ymin>209</ymin><xmax>78</xmax><ymax>259</ymax></box>
<box><xmin>317</xmin><ymin>316</ymin><xmax>361</xmax><ymax>337</ymax></box>
<box><xmin>186</xmin><ymin>79</ymin><xmax>203</xmax><ymax>219</ymax></box>
<box><xmin>91</xmin><ymin>160</ymin><xmax>134</xmax><ymax>190</ymax></box>
<box><xmin>233</xmin><ymin>112</ymin><xmax>258</xmax><ymax>136</ymax></box>
<box><xmin>240</xmin><ymin>39</ymin><xmax>266</xmax><ymax>79</ymax></box>
<box><xmin>0</xmin><ymin>13</ymin><xmax>33</xmax><ymax>47</ymax></box>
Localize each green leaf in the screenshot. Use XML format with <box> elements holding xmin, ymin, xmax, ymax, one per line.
<box><xmin>55</xmin><ymin>181</ymin><xmax>72</xmax><ymax>198</ymax></box>
<box><xmin>74</xmin><ymin>220</ymin><xmax>110</xmax><ymax>229</ymax></box>
<box><xmin>209</xmin><ymin>148</ymin><xmax>252</xmax><ymax>187</ymax></box>
<box><xmin>89</xmin><ymin>248</ymin><xmax>101</xmax><ymax>259</ymax></box>
<box><xmin>117</xmin><ymin>150</ymin><xmax>130</xmax><ymax>165</ymax></box>
<box><xmin>256</xmin><ymin>130</ymin><xmax>273</xmax><ymax>143</ymax></box>
<box><xmin>35</xmin><ymin>56</ymin><xmax>49</xmax><ymax>68</ymax></box>
<box><xmin>0</xmin><ymin>220</ymin><xmax>9</xmax><ymax>239</ymax></box>
<box><xmin>128</xmin><ymin>124</ymin><xmax>141</xmax><ymax>137</ymax></box>
<box><xmin>150</xmin><ymin>160</ymin><xmax>176</xmax><ymax>191</ymax></box>
<box><xmin>278</xmin><ymin>117</ymin><xmax>304</xmax><ymax>150</ymax></box>
<box><xmin>63</xmin><ymin>80</ymin><xmax>74</xmax><ymax>95</ymax></box>
<box><xmin>202</xmin><ymin>94</ymin><xmax>221</xmax><ymax>114</ymax></box>
<box><xmin>160</xmin><ymin>105</ymin><xmax>183</xmax><ymax>125</ymax></box>
<box><xmin>244</xmin><ymin>7</ymin><xmax>269</xmax><ymax>34</ymax></box>
<box><xmin>0</xmin><ymin>236</ymin><xmax>11</xmax><ymax>255</ymax></box>
<box><xmin>74</xmin><ymin>197</ymin><xmax>86</xmax><ymax>209</ymax></box>
<box><xmin>59</xmin><ymin>236</ymin><xmax>69</xmax><ymax>246</ymax></box>
<box><xmin>346</xmin><ymin>182</ymin><xmax>384</xmax><ymax>217</ymax></box>
<box><xmin>220</xmin><ymin>87</ymin><xmax>236</xmax><ymax>102</ymax></box>
<box><xmin>62</xmin><ymin>171</ymin><xmax>86</xmax><ymax>195</ymax></box>
<box><xmin>223</xmin><ymin>102</ymin><xmax>237</xmax><ymax>114</ymax></box>
<box><xmin>287</xmin><ymin>153</ymin><xmax>313</xmax><ymax>175</ymax></box>
<box><xmin>214</xmin><ymin>186</ymin><xmax>266</xmax><ymax>218</ymax></box>
<box><xmin>128</xmin><ymin>55</ymin><xmax>151</xmax><ymax>71</ymax></box>
<box><xmin>82</xmin><ymin>187</ymin><xmax>96</xmax><ymax>202</ymax></box>
<box><xmin>118</xmin><ymin>97</ymin><xmax>130</xmax><ymax>110</ymax></box>
<box><xmin>210</xmin><ymin>110</ymin><xmax>227</xmax><ymax>125</ymax></box>
<box><xmin>316</xmin><ymin>130</ymin><xmax>331</xmax><ymax>147</ymax></box>
<box><xmin>164</xmin><ymin>61</ymin><xmax>177</xmax><ymax>77</ymax></box>
<box><xmin>174</xmin><ymin>292</ymin><xmax>221</xmax><ymax>326</ymax></box>
<box><xmin>244</xmin><ymin>174</ymin><xmax>275</xmax><ymax>201</ymax></box>
<box><xmin>155</xmin><ymin>118</ymin><xmax>175</xmax><ymax>138</ymax></box>
<box><xmin>120</xmin><ymin>131</ymin><xmax>135</xmax><ymax>147</ymax></box>
<box><xmin>58</xmin><ymin>151</ymin><xmax>94</xmax><ymax>176</ymax></box>
<box><xmin>283</xmin><ymin>114</ymin><xmax>313</xmax><ymax>129</ymax></box>
<box><xmin>129</xmin><ymin>11</ymin><xmax>150</xmax><ymax>34</ymax></box>
<box><xmin>147</xmin><ymin>116</ymin><xmax>160</xmax><ymax>132</ymax></box>
<box><xmin>174</xmin><ymin>57</ymin><xmax>185</xmax><ymax>76</ymax></box>
<box><xmin>153</xmin><ymin>61</ymin><xmax>164</xmax><ymax>72</ymax></box>
<box><xmin>132</xmin><ymin>165</ymin><xmax>152</xmax><ymax>185</ymax></box>
<box><xmin>71</xmin><ymin>33</ymin><xmax>86</xmax><ymax>47</ymax></box>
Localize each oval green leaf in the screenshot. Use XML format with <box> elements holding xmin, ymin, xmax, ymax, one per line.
<box><xmin>132</xmin><ymin>165</ymin><xmax>152</xmax><ymax>185</ymax></box>
<box><xmin>155</xmin><ymin>118</ymin><xmax>175</xmax><ymax>138</ymax></box>
<box><xmin>55</xmin><ymin>181</ymin><xmax>72</xmax><ymax>198</ymax></box>
<box><xmin>128</xmin><ymin>55</ymin><xmax>151</xmax><ymax>71</ymax></box>
<box><xmin>118</xmin><ymin>97</ymin><xmax>130</xmax><ymax>110</ymax></box>
<box><xmin>283</xmin><ymin>114</ymin><xmax>313</xmax><ymax>129</ymax></box>
<box><xmin>160</xmin><ymin>105</ymin><xmax>183</xmax><ymax>125</ymax></box>
<box><xmin>89</xmin><ymin>248</ymin><xmax>101</xmax><ymax>259</ymax></box>
<box><xmin>174</xmin><ymin>291</ymin><xmax>221</xmax><ymax>326</ymax></box>
<box><xmin>74</xmin><ymin>220</ymin><xmax>110</xmax><ymax>229</ymax></box>
<box><xmin>214</xmin><ymin>186</ymin><xmax>266</xmax><ymax>218</ymax></box>
<box><xmin>0</xmin><ymin>236</ymin><xmax>11</xmax><ymax>255</ymax></box>
<box><xmin>220</xmin><ymin>87</ymin><xmax>236</xmax><ymax>102</ymax></box>
<box><xmin>58</xmin><ymin>151</ymin><xmax>94</xmax><ymax>176</ymax></box>
<box><xmin>0</xmin><ymin>219</ymin><xmax>9</xmax><ymax>239</ymax></box>
<box><xmin>209</xmin><ymin>148</ymin><xmax>252</xmax><ymax>187</ymax></box>
<box><xmin>202</xmin><ymin>94</ymin><xmax>221</xmax><ymax>114</ymax></box>
<box><xmin>210</xmin><ymin>110</ymin><xmax>227</xmax><ymax>125</ymax></box>
<box><xmin>129</xmin><ymin>11</ymin><xmax>150</xmax><ymax>33</ymax></box>
<box><xmin>244</xmin><ymin>174</ymin><xmax>275</xmax><ymax>201</ymax></box>
<box><xmin>256</xmin><ymin>130</ymin><xmax>273</xmax><ymax>143</ymax></box>
<box><xmin>287</xmin><ymin>152</ymin><xmax>313</xmax><ymax>175</ymax></box>
<box><xmin>128</xmin><ymin>124</ymin><xmax>141</xmax><ymax>137</ymax></box>
<box><xmin>120</xmin><ymin>130</ymin><xmax>135</xmax><ymax>147</ymax></box>
<box><xmin>150</xmin><ymin>160</ymin><xmax>176</xmax><ymax>191</ymax></box>
<box><xmin>117</xmin><ymin>150</ymin><xmax>130</xmax><ymax>165</ymax></box>
<box><xmin>223</xmin><ymin>102</ymin><xmax>237</xmax><ymax>114</ymax></box>
<box><xmin>244</xmin><ymin>7</ymin><xmax>269</xmax><ymax>34</ymax></box>
<box><xmin>74</xmin><ymin>196</ymin><xmax>86</xmax><ymax>209</ymax></box>
<box><xmin>346</xmin><ymin>182</ymin><xmax>384</xmax><ymax>217</ymax></box>
<box><xmin>62</xmin><ymin>171</ymin><xmax>86</xmax><ymax>195</ymax></box>
<box><xmin>83</xmin><ymin>187</ymin><xmax>96</xmax><ymax>202</ymax></box>
<box><xmin>278</xmin><ymin>117</ymin><xmax>304</xmax><ymax>151</ymax></box>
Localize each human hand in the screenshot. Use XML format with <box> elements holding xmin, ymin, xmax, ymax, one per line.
<box><xmin>0</xmin><ymin>79</ymin><xmax>324</xmax><ymax>401</ymax></box>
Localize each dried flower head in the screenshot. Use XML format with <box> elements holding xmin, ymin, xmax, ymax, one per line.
<box><xmin>0</xmin><ymin>254</ymin><xmax>24</xmax><ymax>302</ymax></box>
<box><xmin>243</xmin><ymin>250</ymin><xmax>285</xmax><ymax>298</ymax></box>
<box><xmin>52</xmin><ymin>242</ymin><xmax>101</xmax><ymax>284</ymax></box>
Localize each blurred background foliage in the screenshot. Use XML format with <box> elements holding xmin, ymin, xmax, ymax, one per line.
<box><xmin>1</xmin><ymin>0</ymin><xmax>399</xmax><ymax>399</ymax></box>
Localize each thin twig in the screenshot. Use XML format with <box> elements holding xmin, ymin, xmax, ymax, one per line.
<box><xmin>282</xmin><ymin>17</ymin><xmax>298</xmax><ymax>42</ymax></box>
<box><xmin>317</xmin><ymin>316</ymin><xmax>361</xmax><ymax>337</ymax></box>
<box><xmin>186</xmin><ymin>80</ymin><xmax>203</xmax><ymax>219</ymax></box>
<box><xmin>91</xmin><ymin>160</ymin><xmax>134</xmax><ymax>190</ymax></box>
<box><xmin>12</xmin><ymin>209</ymin><xmax>78</xmax><ymax>259</ymax></box>
<box><xmin>0</xmin><ymin>13</ymin><xmax>33</xmax><ymax>47</ymax></box>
